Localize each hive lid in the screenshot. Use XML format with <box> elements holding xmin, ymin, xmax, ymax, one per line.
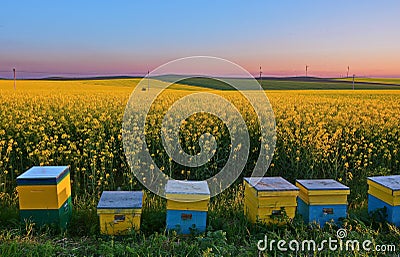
<box><xmin>97</xmin><ymin>191</ymin><xmax>143</xmax><ymax>209</ymax></box>
<box><xmin>16</xmin><ymin>166</ymin><xmax>70</xmax><ymax>185</ymax></box>
<box><xmin>368</xmin><ymin>175</ymin><xmax>400</xmax><ymax>195</ymax></box>
<box><xmin>244</xmin><ymin>177</ymin><xmax>298</xmax><ymax>191</ymax></box>
<box><xmin>296</xmin><ymin>179</ymin><xmax>349</xmax><ymax>191</ymax></box>
<box><xmin>165</xmin><ymin>180</ymin><xmax>210</xmax><ymax>195</ymax></box>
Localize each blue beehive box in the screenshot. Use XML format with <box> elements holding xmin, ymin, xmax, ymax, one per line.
<box><xmin>367</xmin><ymin>175</ymin><xmax>400</xmax><ymax>226</ymax></box>
<box><xmin>165</xmin><ymin>180</ymin><xmax>210</xmax><ymax>234</ymax></box>
<box><xmin>296</xmin><ymin>179</ymin><xmax>350</xmax><ymax>226</ymax></box>
<box><xmin>166</xmin><ymin>210</ymin><xmax>207</xmax><ymax>234</ymax></box>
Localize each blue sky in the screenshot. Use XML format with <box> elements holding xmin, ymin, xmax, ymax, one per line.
<box><xmin>0</xmin><ymin>0</ymin><xmax>399</xmax><ymax>78</ymax></box>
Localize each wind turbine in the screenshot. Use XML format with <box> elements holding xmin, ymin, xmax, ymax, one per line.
<box><xmin>347</xmin><ymin>66</ymin><xmax>350</xmax><ymax>78</ymax></box>
<box><xmin>13</xmin><ymin>68</ymin><xmax>16</xmax><ymax>90</ymax></box>
<box><xmin>305</xmin><ymin>65</ymin><xmax>309</xmax><ymax>78</ymax></box>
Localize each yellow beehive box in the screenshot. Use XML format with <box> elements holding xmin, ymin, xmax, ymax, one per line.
<box><xmin>296</xmin><ymin>179</ymin><xmax>350</xmax><ymax>205</ymax></box>
<box><xmin>165</xmin><ymin>180</ymin><xmax>210</xmax><ymax>211</ymax></box>
<box><xmin>244</xmin><ymin>182</ymin><xmax>298</xmax><ymax>208</ymax></box>
<box><xmin>244</xmin><ymin>197</ymin><xmax>297</xmax><ymax>223</ymax></box>
<box><xmin>97</xmin><ymin>191</ymin><xmax>143</xmax><ymax>235</ymax></box>
<box><xmin>244</xmin><ymin>177</ymin><xmax>299</xmax><ymax>223</ymax></box>
<box><xmin>367</xmin><ymin>175</ymin><xmax>400</xmax><ymax>206</ymax></box>
<box><xmin>167</xmin><ymin>199</ymin><xmax>210</xmax><ymax>211</ymax></box>
<box><xmin>17</xmin><ymin>166</ymin><xmax>71</xmax><ymax>210</ymax></box>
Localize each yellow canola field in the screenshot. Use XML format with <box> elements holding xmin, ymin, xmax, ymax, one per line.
<box><xmin>0</xmin><ymin>79</ymin><xmax>399</xmax><ymax>204</ymax></box>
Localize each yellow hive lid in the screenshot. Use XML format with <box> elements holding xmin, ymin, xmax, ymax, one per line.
<box><xmin>296</xmin><ymin>179</ymin><xmax>350</xmax><ymax>195</ymax></box>
<box><xmin>165</xmin><ymin>180</ymin><xmax>210</xmax><ymax>202</ymax></box>
<box><xmin>368</xmin><ymin>175</ymin><xmax>400</xmax><ymax>196</ymax></box>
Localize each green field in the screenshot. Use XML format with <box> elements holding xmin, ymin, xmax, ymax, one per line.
<box><xmin>159</xmin><ymin>76</ymin><xmax>400</xmax><ymax>90</ymax></box>
<box><xmin>335</xmin><ymin>77</ymin><xmax>400</xmax><ymax>85</ymax></box>
<box><xmin>0</xmin><ymin>79</ymin><xmax>399</xmax><ymax>256</ymax></box>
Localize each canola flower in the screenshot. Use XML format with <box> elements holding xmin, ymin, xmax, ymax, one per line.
<box><xmin>0</xmin><ymin>80</ymin><xmax>399</xmax><ymax>205</ymax></box>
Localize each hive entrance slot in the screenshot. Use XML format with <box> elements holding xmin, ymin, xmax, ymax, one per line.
<box><xmin>181</xmin><ymin>213</ymin><xmax>193</xmax><ymax>220</ymax></box>
<box><xmin>114</xmin><ymin>215</ymin><xmax>126</xmax><ymax>222</ymax></box>
<box><xmin>271</xmin><ymin>210</ymin><xmax>283</xmax><ymax>216</ymax></box>
<box><xmin>323</xmin><ymin>208</ymin><xmax>334</xmax><ymax>215</ymax></box>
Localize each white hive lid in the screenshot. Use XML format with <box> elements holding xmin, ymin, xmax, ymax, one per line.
<box><xmin>165</xmin><ymin>180</ymin><xmax>210</xmax><ymax>195</ymax></box>
<box><xmin>296</xmin><ymin>179</ymin><xmax>349</xmax><ymax>191</ymax></box>
<box><xmin>244</xmin><ymin>177</ymin><xmax>298</xmax><ymax>191</ymax></box>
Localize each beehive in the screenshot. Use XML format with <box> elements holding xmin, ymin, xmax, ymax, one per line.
<box><xmin>296</xmin><ymin>179</ymin><xmax>350</xmax><ymax>225</ymax></box>
<box><xmin>367</xmin><ymin>175</ymin><xmax>400</xmax><ymax>226</ymax></box>
<box><xmin>244</xmin><ymin>177</ymin><xmax>299</xmax><ymax>224</ymax></box>
<box><xmin>97</xmin><ymin>191</ymin><xmax>143</xmax><ymax>235</ymax></box>
<box><xmin>165</xmin><ymin>180</ymin><xmax>210</xmax><ymax>234</ymax></box>
<box><xmin>16</xmin><ymin>166</ymin><xmax>72</xmax><ymax>229</ymax></box>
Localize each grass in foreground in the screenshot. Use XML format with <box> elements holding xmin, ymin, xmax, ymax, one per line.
<box><xmin>1</xmin><ymin>186</ymin><xmax>400</xmax><ymax>256</ymax></box>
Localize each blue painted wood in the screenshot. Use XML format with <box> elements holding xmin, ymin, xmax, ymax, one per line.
<box><xmin>297</xmin><ymin>198</ymin><xmax>347</xmax><ymax>225</ymax></box>
<box><xmin>166</xmin><ymin>180</ymin><xmax>210</xmax><ymax>195</ymax></box>
<box><xmin>166</xmin><ymin>210</ymin><xmax>207</xmax><ymax>234</ymax></box>
<box><xmin>244</xmin><ymin>177</ymin><xmax>299</xmax><ymax>192</ymax></box>
<box><xmin>17</xmin><ymin>166</ymin><xmax>70</xmax><ymax>185</ymax></box>
<box><xmin>296</xmin><ymin>179</ymin><xmax>349</xmax><ymax>191</ymax></box>
<box><xmin>368</xmin><ymin>194</ymin><xmax>400</xmax><ymax>226</ymax></box>
<box><xmin>368</xmin><ymin>175</ymin><xmax>400</xmax><ymax>193</ymax></box>
<box><xmin>97</xmin><ymin>191</ymin><xmax>143</xmax><ymax>209</ymax></box>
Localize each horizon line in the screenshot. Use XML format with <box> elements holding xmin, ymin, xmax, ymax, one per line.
<box><xmin>1</xmin><ymin>73</ymin><xmax>400</xmax><ymax>80</ymax></box>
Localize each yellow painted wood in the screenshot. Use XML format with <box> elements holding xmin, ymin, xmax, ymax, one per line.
<box><xmin>244</xmin><ymin>181</ymin><xmax>299</xmax><ymax>197</ymax></box>
<box><xmin>295</xmin><ymin>181</ymin><xmax>349</xmax><ymax>205</ymax></box>
<box><xmin>243</xmin><ymin>178</ymin><xmax>298</xmax><ymax>224</ymax></box>
<box><xmin>296</xmin><ymin>183</ymin><xmax>350</xmax><ymax>196</ymax></box>
<box><xmin>17</xmin><ymin>174</ymin><xmax>71</xmax><ymax>210</ymax></box>
<box><xmin>244</xmin><ymin>186</ymin><xmax>299</xmax><ymax>204</ymax></box>
<box><xmin>166</xmin><ymin>193</ymin><xmax>210</xmax><ymax>202</ymax></box>
<box><xmin>246</xmin><ymin>212</ymin><xmax>292</xmax><ymax>224</ymax></box>
<box><xmin>245</xmin><ymin>192</ymin><xmax>297</xmax><ymax>208</ymax></box>
<box><xmin>368</xmin><ymin>180</ymin><xmax>400</xmax><ymax>196</ymax></box>
<box><xmin>298</xmin><ymin>191</ymin><xmax>348</xmax><ymax>205</ymax></box>
<box><xmin>368</xmin><ymin>187</ymin><xmax>400</xmax><ymax>206</ymax></box>
<box><xmin>244</xmin><ymin>201</ymin><xmax>296</xmax><ymax>224</ymax></box>
<box><xmin>99</xmin><ymin>213</ymin><xmax>141</xmax><ymax>235</ymax></box>
<box><xmin>245</xmin><ymin>198</ymin><xmax>296</xmax><ymax>216</ymax></box>
<box><xmin>97</xmin><ymin>208</ymin><xmax>142</xmax><ymax>215</ymax></box>
<box><xmin>167</xmin><ymin>199</ymin><xmax>209</xmax><ymax>211</ymax></box>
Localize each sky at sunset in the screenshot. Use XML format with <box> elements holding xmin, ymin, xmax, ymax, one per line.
<box><xmin>1</xmin><ymin>0</ymin><xmax>399</xmax><ymax>78</ymax></box>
